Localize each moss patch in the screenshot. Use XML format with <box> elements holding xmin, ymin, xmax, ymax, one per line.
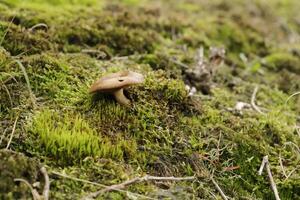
<box><xmin>27</xmin><ymin>109</ymin><xmax>138</xmax><ymax>164</ymax></box>
<box><xmin>0</xmin><ymin>150</ymin><xmax>41</xmax><ymax>200</ymax></box>
<box><xmin>262</xmin><ymin>52</ymin><xmax>300</xmax><ymax>74</ymax></box>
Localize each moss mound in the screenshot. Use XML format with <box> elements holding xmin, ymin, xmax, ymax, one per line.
<box><xmin>263</xmin><ymin>52</ymin><xmax>300</xmax><ymax>74</ymax></box>
<box><xmin>0</xmin><ymin>150</ymin><xmax>40</xmax><ymax>199</ymax></box>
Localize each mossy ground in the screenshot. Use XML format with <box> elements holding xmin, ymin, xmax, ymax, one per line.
<box><xmin>1</xmin><ymin>0</ymin><xmax>300</xmax><ymax>199</ymax></box>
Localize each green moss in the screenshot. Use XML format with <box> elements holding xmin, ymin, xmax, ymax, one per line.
<box><xmin>2</xmin><ymin>0</ymin><xmax>102</xmax><ymax>11</ymax></box>
<box><xmin>176</xmin><ymin>2</ymin><xmax>202</xmax><ymax>12</ymax></box>
<box><xmin>0</xmin><ymin>150</ymin><xmax>40</xmax><ymax>200</ymax></box>
<box><xmin>0</xmin><ymin>22</ymin><xmax>52</xmax><ymax>55</ymax></box>
<box><xmin>276</xmin><ymin>70</ymin><xmax>300</xmax><ymax>93</ymax></box>
<box><xmin>0</xmin><ymin>47</ymin><xmax>10</xmax><ymax>64</ymax></box>
<box><xmin>54</xmin><ymin>13</ymin><xmax>160</xmax><ymax>55</ymax></box>
<box><xmin>120</xmin><ymin>0</ymin><xmax>145</xmax><ymax>6</ymax></box>
<box><xmin>27</xmin><ymin>109</ymin><xmax>138</xmax><ymax>164</ymax></box>
<box><xmin>262</xmin><ymin>53</ymin><xmax>300</xmax><ymax>74</ymax></box>
<box><xmin>137</xmin><ymin>51</ymin><xmax>191</xmax><ymax>79</ymax></box>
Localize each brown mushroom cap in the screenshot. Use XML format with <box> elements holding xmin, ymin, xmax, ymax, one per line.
<box><xmin>89</xmin><ymin>70</ymin><xmax>144</xmax><ymax>106</ymax></box>
<box><xmin>89</xmin><ymin>71</ymin><xmax>144</xmax><ymax>93</ymax></box>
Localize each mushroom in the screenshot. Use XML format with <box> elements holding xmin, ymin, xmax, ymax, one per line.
<box><xmin>89</xmin><ymin>70</ymin><xmax>144</xmax><ymax>106</ymax></box>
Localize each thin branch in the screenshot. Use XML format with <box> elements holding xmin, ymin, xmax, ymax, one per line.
<box><xmin>0</xmin><ymin>127</ymin><xmax>8</xmax><ymax>146</ymax></box>
<box><xmin>278</xmin><ymin>155</ymin><xmax>287</xmax><ymax>178</ymax></box>
<box><xmin>41</xmin><ymin>167</ymin><xmax>50</xmax><ymax>200</ymax></box>
<box><xmin>278</xmin><ymin>156</ymin><xmax>299</xmax><ymax>180</ymax></box>
<box><xmin>143</xmin><ymin>175</ymin><xmax>195</xmax><ymax>181</ymax></box>
<box><xmin>296</xmin><ymin>126</ymin><xmax>300</xmax><ymax>137</ymax></box>
<box><xmin>1</xmin><ymin>82</ymin><xmax>13</xmax><ymax>107</ymax></box>
<box><xmin>28</xmin><ymin>23</ymin><xmax>48</xmax><ymax>32</ymax></box>
<box><xmin>169</xmin><ymin>58</ymin><xmax>189</xmax><ymax>69</ymax></box>
<box><xmin>211</xmin><ymin>177</ymin><xmax>228</xmax><ymax>200</ymax></box>
<box><xmin>258</xmin><ymin>156</ymin><xmax>267</xmax><ymax>175</ymax></box>
<box><xmin>265</xmin><ymin>159</ymin><xmax>280</xmax><ymax>200</ymax></box>
<box><xmin>196</xmin><ymin>46</ymin><xmax>205</xmax><ymax>67</ymax></box>
<box><xmin>216</xmin><ymin>132</ymin><xmax>222</xmax><ymax>161</ymax></box>
<box><xmin>258</xmin><ymin>156</ymin><xmax>281</xmax><ymax>200</ymax></box>
<box><xmin>52</xmin><ymin>171</ymin><xmax>155</xmax><ymax>200</ymax></box>
<box><xmin>81</xmin><ymin>175</ymin><xmax>195</xmax><ymax>200</ymax></box>
<box><xmin>14</xmin><ymin>167</ymin><xmax>50</xmax><ymax>200</ymax></box>
<box><xmin>52</xmin><ymin>171</ymin><xmax>107</xmax><ymax>186</ymax></box>
<box><xmin>0</xmin><ymin>73</ymin><xmax>18</xmax><ymax>85</ymax></box>
<box><xmin>280</xmin><ymin>142</ymin><xmax>300</xmax><ymax>181</ymax></box>
<box><xmin>283</xmin><ymin>141</ymin><xmax>300</xmax><ymax>153</ymax></box>
<box><xmin>285</xmin><ymin>166</ymin><xmax>300</xmax><ymax>180</ymax></box>
<box><xmin>110</xmin><ymin>55</ymin><xmax>140</xmax><ymax>61</ymax></box>
<box><xmin>11</xmin><ymin>50</ymin><xmax>29</xmax><ymax>59</ymax></box>
<box><xmin>0</xmin><ymin>15</ymin><xmax>15</xmax><ymax>46</ymax></box>
<box><xmin>251</xmin><ymin>86</ymin><xmax>265</xmax><ymax>114</ymax></box>
<box><xmin>14</xmin><ymin>178</ymin><xmax>40</xmax><ymax>200</ymax></box>
<box><xmin>6</xmin><ymin>115</ymin><xmax>19</xmax><ymax>149</ymax></box>
<box><xmin>93</xmin><ymin>177</ymin><xmax>140</xmax><ymax>195</ymax></box>
<box><xmin>285</xmin><ymin>91</ymin><xmax>300</xmax><ymax>104</ymax></box>
<box><xmin>15</xmin><ymin>60</ymin><xmax>36</xmax><ymax>108</ymax></box>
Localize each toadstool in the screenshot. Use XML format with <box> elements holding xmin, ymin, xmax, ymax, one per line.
<box><xmin>89</xmin><ymin>70</ymin><xmax>144</xmax><ymax>106</ymax></box>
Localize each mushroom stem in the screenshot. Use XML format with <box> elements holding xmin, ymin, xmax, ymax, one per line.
<box><xmin>113</xmin><ymin>89</ymin><xmax>131</xmax><ymax>106</ymax></box>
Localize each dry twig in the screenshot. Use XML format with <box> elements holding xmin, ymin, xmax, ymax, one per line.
<box><xmin>81</xmin><ymin>175</ymin><xmax>195</xmax><ymax>200</ymax></box>
<box><xmin>14</xmin><ymin>178</ymin><xmax>40</xmax><ymax>200</ymax></box>
<box><xmin>28</xmin><ymin>23</ymin><xmax>48</xmax><ymax>32</ymax></box>
<box><xmin>0</xmin><ymin>127</ymin><xmax>8</xmax><ymax>146</ymax></box>
<box><xmin>6</xmin><ymin>115</ymin><xmax>19</xmax><ymax>149</ymax></box>
<box><xmin>52</xmin><ymin>171</ymin><xmax>106</xmax><ymax>186</ymax></box>
<box><xmin>285</xmin><ymin>91</ymin><xmax>300</xmax><ymax>104</ymax></box>
<box><xmin>258</xmin><ymin>156</ymin><xmax>280</xmax><ymax>200</ymax></box>
<box><xmin>1</xmin><ymin>82</ymin><xmax>13</xmax><ymax>107</ymax></box>
<box><xmin>296</xmin><ymin>126</ymin><xmax>300</xmax><ymax>137</ymax></box>
<box><xmin>285</xmin><ymin>166</ymin><xmax>300</xmax><ymax>181</ymax></box>
<box><xmin>251</xmin><ymin>86</ymin><xmax>265</xmax><ymax>114</ymax></box>
<box><xmin>169</xmin><ymin>58</ymin><xmax>189</xmax><ymax>69</ymax></box>
<box><xmin>0</xmin><ymin>73</ymin><xmax>18</xmax><ymax>85</ymax></box>
<box><xmin>41</xmin><ymin>167</ymin><xmax>50</xmax><ymax>200</ymax></box>
<box><xmin>52</xmin><ymin>171</ymin><xmax>155</xmax><ymax>200</ymax></box>
<box><xmin>278</xmin><ymin>155</ymin><xmax>287</xmax><ymax>179</ymax></box>
<box><xmin>211</xmin><ymin>177</ymin><xmax>228</xmax><ymax>200</ymax></box>
<box><xmin>15</xmin><ymin>60</ymin><xmax>36</xmax><ymax>108</ymax></box>
<box><xmin>14</xmin><ymin>167</ymin><xmax>50</xmax><ymax>200</ymax></box>
<box><xmin>279</xmin><ymin>142</ymin><xmax>300</xmax><ymax>181</ymax></box>
<box><xmin>0</xmin><ymin>15</ymin><xmax>15</xmax><ymax>46</ymax></box>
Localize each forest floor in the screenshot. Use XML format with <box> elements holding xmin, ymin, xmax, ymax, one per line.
<box><xmin>0</xmin><ymin>0</ymin><xmax>300</xmax><ymax>199</ymax></box>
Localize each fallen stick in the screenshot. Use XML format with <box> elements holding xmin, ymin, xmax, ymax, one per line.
<box><xmin>251</xmin><ymin>86</ymin><xmax>265</xmax><ymax>114</ymax></box>
<box><xmin>0</xmin><ymin>16</ymin><xmax>15</xmax><ymax>45</ymax></box>
<box><xmin>1</xmin><ymin>81</ymin><xmax>13</xmax><ymax>107</ymax></box>
<box><xmin>52</xmin><ymin>171</ymin><xmax>155</xmax><ymax>200</ymax></box>
<box><xmin>14</xmin><ymin>166</ymin><xmax>50</xmax><ymax>200</ymax></box>
<box><xmin>15</xmin><ymin>60</ymin><xmax>36</xmax><ymax>108</ymax></box>
<box><xmin>0</xmin><ymin>127</ymin><xmax>8</xmax><ymax>146</ymax></box>
<box><xmin>14</xmin><ymin>178</ymin><xmax>40</xmax><ymax>200</ymax></box>
<box><xmin>28</xmin><ymin>23</ymin><xmax>48</xmax><ymax>32</ymax></box>
<box><xmin>278</xmin><ymin>155</ymin><xmax>287</xmax><ymax>179</ymax></box>
<box><xmin>41</xmin><ymin>167</ymin><xmax>50</xmax><ymax>200</ymax></box>
<box><xmin>169</xmin><ymin>58</ymin><xmax>189</xmax><ymax>69</ymax></box>
<box><xmin>81</xmin><ymin>175</ymin><xmax>195</xmax><ymax>200</ymax></box>
<box><xmin>258</xmin><ymin>156</ymin><xmax>280</xmax><ymax>200</ymax></box>
<box><xmin>285</xmin><ymin>91</ymin><xmax>300</xmax><ymax>104</ymax></box>
<box><xmin>211</xmin><ymin>177</ymin><xmax>228</xmax><ymax>200</ymax></box>
<box><xmin>6</xmin><ymin>115</ymin><xmax>19</xmax><ymax>149</ymax></box>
